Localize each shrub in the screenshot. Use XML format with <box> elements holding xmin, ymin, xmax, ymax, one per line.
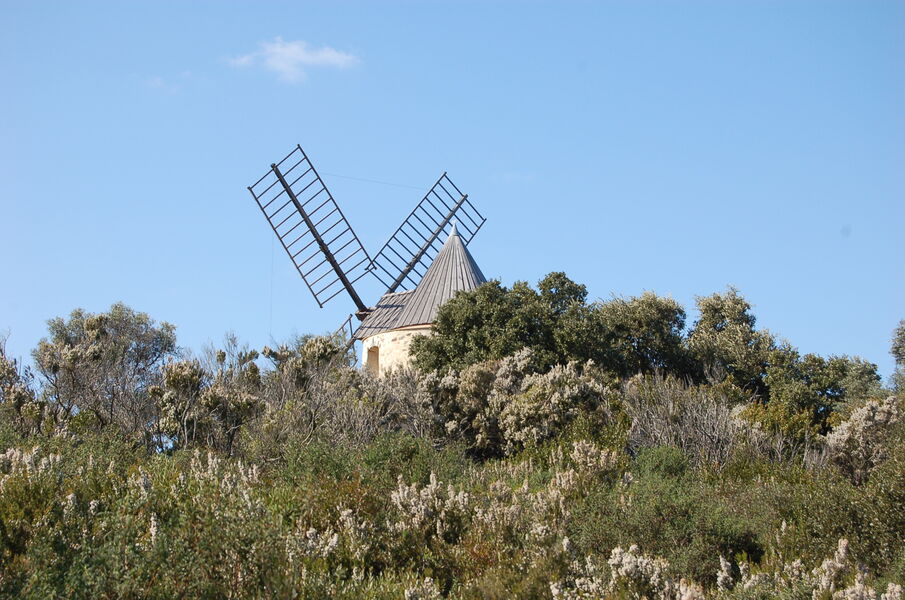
<box><xmin>570</xmin><ymin>450</ymin><xmax>763</xmax><ymax>586</ymax></box>
<box><xmin>422</xmin><ymin>349</ymin><xmax>619</xmax><ymax>458</ymax></box>
<box><xmin>622</xmin><ymin>373</ymin><xmax>750</xmax><ymax>467</ymax></box>
<box><xmin>826</xmin><ymin>396</ymin><xmax>901</xmax><ymax>484</ymax></box>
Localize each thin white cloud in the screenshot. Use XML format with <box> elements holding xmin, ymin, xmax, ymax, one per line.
<box><xmin>142</xmin><ymin>71</ymin><xmax>194</xmax><ymax>94</ymax></box>
<box><xmin>229</xmin><ymin>37</ymin><xmax>359</xmax><ymax>83</ymax></box>
<box><xmin>142</xmin><ymin>75</ymin><xmax>181</xmax><ymax>94</ymax></box>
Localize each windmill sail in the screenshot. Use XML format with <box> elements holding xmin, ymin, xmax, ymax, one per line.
<box><xmin>248</xmin><ymin>145</ymin><xmax>371</xmax><ymax>313</ymax></box>
<box><xmin>368</xmin><ymin>173</ymin><xmax>486</xmax><ymax>293</ymax></box>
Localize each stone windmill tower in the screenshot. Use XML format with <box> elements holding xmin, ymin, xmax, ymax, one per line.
<box><xmin>354</xmin><ymin>222</ymin><xmax>486</xmax><ymax>374</ymax></box>
<box><xmin>247</xmin><ymin>144</ymin><xmax>487</xmax><ymax>374</ymax></box>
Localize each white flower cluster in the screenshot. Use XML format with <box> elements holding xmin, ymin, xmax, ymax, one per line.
<box><xmin>551</xmin><ymin>546</ymin><xmax>704</xmax><ymax>600</ymax></box>
<box><xmin>0</xmin><ymin>446</ymin><xmax>61</xmax><ymax>479</ymax></box>
<box><xmin>180</xmin><ymin>450</ymin><xmax>263</xmax><ymax>512</ymax></box>
<box><xmin>148</xmin><ymin>514</ymin><xmax>159</xmax><ymax>545</ymax></box>
<box><xmin>403</xmin><ymin>577</ymin><xmax>441</xmax><ymax>600</ymax></box>
<box><xmin>302</xmin><ymin>527</ymin><xmax>339</xmax><ymax>559</ymax></box>
<box><xmin>129</xmin><ymin>468</ymin><xmax>153</xmax><ymax>500</ymax></box>
<box><xmin>499</xmin><ymin>362</ymin><xmax>609</xmax><ymax>454</ymax></box>
<box><xmin>550</xmin><ymin>556</ymin><xmax>607</xmax><ymax>599</ymax></box>
<box><xmin>812</xmin><ymin>538</ymin><xmax>851</xmax><ymax>597</ymax></box>
<box><xmin>337</xmin><ymin>508</ymin><xmax>374</xmax><ymax>561</ymax></box>
<box><xmin>569</xmin><ymin>440</ymin><xmax>618</xmax><ymax>476</ymax></box>
<box><xmin>827</xmin><ymin>573</ymin><xmax>903</xmax><ymax>600</ymax></box>
<box><xmin>725</xmin><ymin>537</ymin><xmax>903</xmax><ymax>600</ymax></box>
<box><xmin>608</xmin><ymin>545</ymin><xmax>699</xmax><ymax>599</ymax></box>
<box><xmin>187</xmin><ymin>449</ymin><xmax>260</xmax><ymax>489</ymax></box>
<box><xmin>423</xmin><ymin>348</ymin><xmax>615</xmax><ymax>456</ymax></box>
<box><xmin>826</xmin><ymin>396</ymin><xmax>901</xmax><ymax>484</ymax></box>
<box><xmin>485</xmin><ymin>469</ymin><xmax>573</xmax><ymax>537</ymax></box>
<box><xmin>471</xmin><ymin>479</ymin><xmax>522</xmax><ymax>537</ymax></box>
<box><xmin>716</xmin><ymin>555</ymin><xmax>734</xmax><ymax>591</ymax></box>
<box><xmin>389</xmin><ymin>472</ymin><xmax>470</xmax><ymax>542</ymax></box>
<box><xmin>552</xmin><ymin>538</ymin><xmax>901</xmax><ymax>600</ymax></box>
<box><xmin>469</xmin><ymin>441</ymin><xmax>620</xmax><ymax>568</ymax></box>
<box><xmin>0</xmin><ymin>446</ymin><xmax>62</xmax><ymax>498</ymax></box>
<box><xmin>286</xmin><ymin>523</ymin><xmax>339</xmax><ymax>564</ymax></box>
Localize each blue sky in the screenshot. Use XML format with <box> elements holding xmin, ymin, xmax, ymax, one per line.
<box><xmin>2</xmin><ymin>1</ymin><xmax>903</xmax><ymax>380</ymax></box>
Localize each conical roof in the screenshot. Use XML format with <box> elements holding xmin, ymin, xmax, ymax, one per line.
<box><xmin>394</xmin><ymin>223</ymin><xmax>486</xmax><ymax>327</ymax></box>
<box><xmin>354</xmin><ymin>224</ymin><xmax>486</xmax><ymax>339</ymax></box>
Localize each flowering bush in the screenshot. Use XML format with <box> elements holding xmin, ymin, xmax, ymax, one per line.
<box><xmin>1</xmin><ymin>303</ymin><xmax>903</xmax><ymax>598</ymax></box>
<box><xmin>827</xmin><ymin>396</ymin><xmax>901</xmax><ymax>484</ymax></box>
<box><xmin>422</xmin><ymin>348</ymin><xmax>619</xmax><ymax>457</ymax></box>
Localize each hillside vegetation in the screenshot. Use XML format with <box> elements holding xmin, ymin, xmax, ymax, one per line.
<box><xmin>1</xmin><ymin>275</ymin><xmax>904</xmax><ymax>599</ymax></box>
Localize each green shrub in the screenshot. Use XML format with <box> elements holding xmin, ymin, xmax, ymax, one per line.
<box><xmin>570</xmin><ymin>451</ymin><xmax>763</xmax><ymax>585</ymax></box>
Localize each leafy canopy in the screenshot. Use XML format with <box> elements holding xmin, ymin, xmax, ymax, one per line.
<box><xmin>411</xmin><ymin>272</ymin><xmax>692</xmax><ymax>378</ymax></box>
<box><xmin>32</xmin><ymin>302</ymin><xmax>177</xmax><ymax>440</ymax></box>
<box><xmin>411</xmin><ymin>274</ymin><xmax>885</xmax><ymax>437</ymax></box>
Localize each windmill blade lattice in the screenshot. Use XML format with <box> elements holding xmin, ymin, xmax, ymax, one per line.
<box><xmin>368</xmin><ymin>173</ymin><xmax>486</xmax><ymax>293</ymax></box>
<box><xmin>248</xmin><ymin>145</ymin><xmax>371</xmax><ymax>311</ymax></box>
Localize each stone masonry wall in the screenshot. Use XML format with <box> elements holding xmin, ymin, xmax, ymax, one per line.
<box><xmin>362</xmin><ymin>325</ymin><xmax>432</xmax><ymax>376</ymax></box>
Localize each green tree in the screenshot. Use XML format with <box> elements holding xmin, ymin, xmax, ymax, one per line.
<box><xmin>151</xmin><ymin>359</ymin><xmax>208</xmax><ymax>450</ymax></box>
<box><xmin>746</xmin><ymin>345</ymin><xmax>882</xmax><ymax>437</ymax></box>
<box><xmin>410</xmin><ymin>279</ymin><xmax>557</xmax><ymax>373</ymax></box>
<box><xmin>412</xmin><ymin>274</ymin><xmax>694</xmax><ymax>378</ymax></box>
<box><xmin>538</xmin><ymin>271</ymin><xmax>588</xmax><ymax>315</ymax></box>
<box><xmin>593</xmin><ymin>292</ymin><xmax>691</xmax><ymax>379</ymax></box>
<box><xmin>0</xmin><ymin>341</ymin><xmax>45</xmax><ymax>437</ymax></box>
<box><xmin>202</xmin><ymin>334</ymin><xmax>262</xmax><ymax>456</ymax></box>
<box><xmin>687</xmin><ymin>287</ymin><xmax>774</xmax><ymax>392</ymax></box>
<box><xmin>33</xmin><ymin>303</ymin><xmax>177</xmax><ymax>444</ymax></box>
<box><xmin>892</xmin><ymin>319</ymin><xmax>905</xmax><ymax>392</ymax></box>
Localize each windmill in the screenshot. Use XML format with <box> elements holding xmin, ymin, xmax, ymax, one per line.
<box><xmin>247</xmin><ymin>144</ymin><xmax>487</xmax><ymax>368</ymax></box>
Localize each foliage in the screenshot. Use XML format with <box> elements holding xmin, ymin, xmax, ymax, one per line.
<box><xmin>0</xmin><ymin>341</ymin><xmax>43</xmax><ymax>439</ymax></box>
<box><xmin>592</xmin><ymin>292</ymin><xmax>691</xmax><ymax>379</ymax></box>
<box><xmin>826</xmin><ymin>396</ymin><xmax>901</xmax><ymax>485</ymax></box>
<box><xmin>415</xmin><ymin>278</ymin><xmax>884</xmax><ymax>441</ymax></box>
<box><xmin>621</xmin><ymin>374</ymin><xmax>750</xmax><ymax>467</ymax></box>
<box><xmin>31</xmin><ymin>303</ymin><xmax>177</xmax><ymax>444</ymax></box>
<box><xmin>410</xmin><ymin>276</ymin><xmax>563</xmax><ymax>373</ymax></box>
<box><xmin>687</xmin><ymin>287</ymin><xmax>774</xmax><ymax>393</ymax></box>
<box><xmin>0</xmin><ymin>299</ymin><xmax>901</xmax><ymax>598</ymax></box>
<box><xmin>411</xmin><ymin>273</ymin><xmax>691</xmax><ymax>378</ymax></box>
<box><xmin>571</xmin><ymin>446</ymin><xmax>764</xmax><ymax>586</ymax></box>
<box><xmin>749</xmin><ymin>346</ymin><xmax>883</xmax><ymax>438</ymax></box>
<box><xmin>421</xmin><ymin>348</ymin><xmax>621</xmax><ymax>458</ymax></box>
<box><xmin>892</xmin><ymin>319</ymin><xmax>905</xmax><ymax>392</ymax></box>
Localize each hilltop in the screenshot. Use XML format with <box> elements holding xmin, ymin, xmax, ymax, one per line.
<box><xmin>1</xmin><ymin>276</ymin><xmax>903</xmax><ymax>599</ymax></box>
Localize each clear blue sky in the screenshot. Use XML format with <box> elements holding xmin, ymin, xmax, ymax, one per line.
<box><xmin>2</xmin><ymin>1</ymin><xmax>903</xmax><ymax>380</ymax></box>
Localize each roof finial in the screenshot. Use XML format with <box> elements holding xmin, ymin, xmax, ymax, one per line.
<box><xmin>449</xmin><ymin>220</ymin><xmax>458</xmax><ymax>238</ymax></box>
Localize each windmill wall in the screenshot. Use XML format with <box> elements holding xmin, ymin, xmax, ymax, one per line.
<box><xmin>362</xmin><ymin>325</ymin><xmax>432</xmax><ymax>376</ymax></box>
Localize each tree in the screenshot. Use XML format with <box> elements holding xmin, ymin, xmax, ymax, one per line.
<box><xmin>151</xmin><ymin>334</ymin><xmax>264</xmax><ymax>455</ymax></box>
<box><xmin>410</xmin><ymin>279</ymin><xmax>558</xmax><ymax>373</ymax></box>
<box><xmin>201</xmin><ymin>334</ymin><xmax>262</xmax><ymax>456</ymax></box>
<box><xmin>892</xmin><ymin>320</ymin><xmax>905</xmax><ymax>392</ymax></box>
<box><xmin>33</xmin><ymin>303</ymin><xmax>177</xmax><ymax>443</ymax></box>
<box><xmin>687</xmin><ymin>287</ymin><xmax>774</xmax><ymax>393</ymax></box>
<box><xmin>593</xmin><ymin>292</ymin><xmax>692</xmax><ymax>379</ymax></box>
<box><xmin>151</xmin><ymin>359</ymin><xmax>207</xmax><ymax>450</ymax></box>
<box><xmin>538</xmin><ymin>271</ymin><xmax>588</xmax><ymax>315</ymax></box>
<box><xmin>412</xmin><ymin>274</ymin><xmax>694</xmax><ymax>378</ymax></box>
<box><xmin>747</xmin><ymin>345</ymin><xmax>882</xmax><ymax>437</ymax></box>
<box><xmin>0</xmin><ymin>340</ymin><xmax>45</xmax><ymax>436</ymax></box>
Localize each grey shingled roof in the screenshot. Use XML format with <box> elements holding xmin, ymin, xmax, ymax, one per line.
<box><xmin>353</xmin><ymin>224</ymin><xmax>486</xmax><ymax>339</ymax></box>
<box><xmin>353</xmin><ymin>290</ymin><xmax>414</xmax><ymax>339</ymax></box>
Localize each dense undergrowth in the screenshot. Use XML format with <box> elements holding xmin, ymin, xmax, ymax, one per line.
<box><xmin>1</xmin><ymin>283</ymin><xmax>904</xmax><ymax>599</ymax></box>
